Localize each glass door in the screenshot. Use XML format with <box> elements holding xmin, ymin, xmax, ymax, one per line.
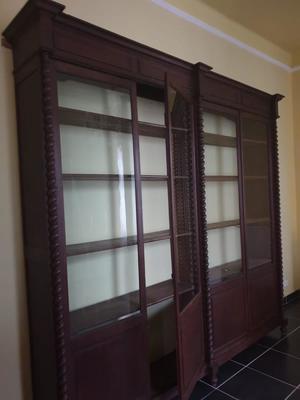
<box><xmin>57</xmin><ymin>70</ymin><xmax>149</xmax><ymax>399</ymax></box>
<box><xmin>203</xmin><ymin>107</ymin><xmax>243</xmax><ymax>283</ymax></box>
<box><xmin>166</xmin><ymin>79</ymin><xmax>205</xmax><ymax>400</ymax></box>
<box><xmin>241</xmin><ymin>115</ymin><xmax>272</xmax><ymax>269</ymax></box>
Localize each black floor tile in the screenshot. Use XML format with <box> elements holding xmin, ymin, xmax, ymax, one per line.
<box><xmin>259</xmin><ymin>318</ymin><xmax>300</xmax><ymax>347</ymax></box>
<box><xmin>202</xmin><ymin>361</ymin><xmax>243</xmax><ymax>386</ymax></box>
<box><xmin>286</xmin><ymin>389</ymin><xmax>300</xmax><ymax>399</ymax></box>
<box><xmin>190</xmin><ymin>381</ymin><xmax>215</xmax><ymax>400</ymax></box>
<box><xmin>205</xmin><ymin>390</ymin><xmax>236</xmax><ymax>400</ymax></box>
<box><xmin>219</xmin><ymin>367</ymin><xmax>293</xmax><ymax>400</ymax></box>
<box><xmin>232</xmin><ymin>344</ymin><xmax>267</xmax><ymax>365</ymax></box>
<box><xmin>250</xmin><ymin>349</ymin><xmax>300</xmax><ymax>386</ymax></box>
<box><xmin>285</xmin><ymin>302</ymin><xmax>300</xmax><ymax>320</ymax></box>
<box><xmin>274</xmin><ymin>329</ymin><xmax>300</xmax><ymax>359</ymax></box>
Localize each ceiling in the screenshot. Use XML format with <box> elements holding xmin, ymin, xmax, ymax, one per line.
<box><xmin>199</xmin><ymin>0</ymin><xmax>300</xmax><ymax>61</ymax></box>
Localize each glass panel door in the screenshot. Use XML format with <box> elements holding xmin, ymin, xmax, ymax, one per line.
<box><xmin>203</xmin><ymin>110</ymin><xmax>242</xmax><ymax>283</ymax></box>
<box><xmin>167</xmin><ymin>81</ymin><xmax>204</xmax><ymax>400</ymax></box>
<box><xmin>57</xmin><ymin>74</ymin><xmax>142</xmax><ymax>335</ymax></box>
<box><xmin>241</xmin><ymin>115</ymin><xmax>272</xmax><ymax>269</ymax></box>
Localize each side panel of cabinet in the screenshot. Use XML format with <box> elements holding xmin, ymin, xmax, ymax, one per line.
<box><xmin>15</xmin><ymin>62</ymin><xmax>59</xmax><ymax>399</ymax></box>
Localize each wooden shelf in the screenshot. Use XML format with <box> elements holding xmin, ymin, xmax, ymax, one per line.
<box><xmin>70</xmin><ymin>279</ymin><xmax>193</xmax><ymax>334</ymax></box>
<box><xmin>205</xmin><ymin>175</ymin><xmax>238</xmax><ymax>182</ymax></box>
<box><xmin>66</xmin><ymin>230</ymin><xmax>171</xmax><ymax>256</ymax></box>
<box><xmin>207</xmin><ymin>220</ymin><xmax>240</xmax><ymax>230</ymax></box>
<box><xmin>62</xmin><ymin>173</ymin><xmax>168</xmax><ymax>182</ymax></box>
<box><xmin>209</xmin><ymin>259</ymin><xmax>242</xmax><ymax>283</ymax></box>
<box><xmin>243</xmin><ymin>138</ymin><xmax>267</xmax><ymax>145</ymax></box>
<box><xmin>246</xmin><ymin>218</ymin><xmax>270</xmax><ymax>225</ymax></box>
<box><xmin>248</xmin><ymin>258</ymin><xmax>271</xmax><ymax>269</ymax></box>
<box><xmin>204</xmin><ymin>132</ymin><xmax>236</xmax><ymax>148</ymax></box>
<box><xmin>59</xmin><ymin>106</ymin><xmax>168</xmax><ymax>138</ymax></box>
<box><xmin>244</xmin><ymin>176</ymin><xmax>267</xmax><ymax>180</ymax></box>
<box><xmin>176</xmin><ymin>231</ymin><xmax>192</xmax><ymax>238</ymax></box>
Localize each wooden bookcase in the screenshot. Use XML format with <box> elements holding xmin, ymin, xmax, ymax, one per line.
<box><xmin>3</xmin><ymin>1</ymin><xmax>284</xmax><ymax>399</ymax></box>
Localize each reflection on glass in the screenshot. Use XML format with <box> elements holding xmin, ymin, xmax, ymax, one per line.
<box><xmin>205</xmin><ymin>181</ymin><xmax>240</xmax><ymax>224</ymax></box>
<box><xmin>58</xmin><ymin>75</ymin><xmax>141</xmax><ymax>331</ymax></box>
<box><xmin>142</xmin><ymin>182</ymin><xmax>170</xmax><ymax>233</ymax></box>
<box><xmin>203</xmin><ymin>112</ymin><xmax>236</xmax><ymax>137</ymax></box>
<box><xmin>203</xmin><ymin>111</ymin><xmax>242</xmax><ymax>282</ymax></box>
<box><xmin>68</xmin><ymin>246</ymin><xmax>140</xmax><ymax>333</ymax></box>
<box><xmin>242</xmin><ymin>117</ymin><xmax>272</xmax><ymax>269</ymax></box>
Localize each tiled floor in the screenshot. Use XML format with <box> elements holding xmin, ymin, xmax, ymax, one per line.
<box><xmin>190</xmin><ymin>299</ymin><xmax>300</xmax><ymax>400</ymax></box>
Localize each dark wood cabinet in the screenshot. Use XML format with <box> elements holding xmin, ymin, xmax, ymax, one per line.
<box><xmin>3</xmin><ymin>1</ymin><xmax>284</xmax><ymax>399</ymax></box>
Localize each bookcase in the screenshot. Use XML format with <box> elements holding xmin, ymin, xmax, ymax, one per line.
<box><xmin>3</xmin><ymin>1</ymin><xmax>284</xmax><ymax>399</ymax></box>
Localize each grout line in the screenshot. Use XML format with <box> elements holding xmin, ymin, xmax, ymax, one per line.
<box><xmin>216</xmin><ymin>388</ymin><xmax>240</xmax><ymax>400</ymax></box>
<box><xmin>246</xmin><ymin>365</ymin><xmax>295</xmax><ymax>388</ymax></box>
<box><xmin>270</xmin><ymin>348</ymin><xmax>300</xmax><ymax>362</ymax></box>
<box><xmin>268</xmin><ymin>326</ymin><xmax>300</xmax><ymax>349</ymax></box>
<box><xmin>284</xmin><ymin>384</ymin><xmax>300</xmax><ymax>400</ymax></box>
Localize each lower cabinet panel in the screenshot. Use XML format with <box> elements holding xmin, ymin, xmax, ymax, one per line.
<box><xmin>248</xmin><ymin>264</ymin><xmax>279</xmax><ymax>330</ymax></box>
<box><xmin>73</xmin><ymin>322</ymin><xmax>149</xmax><ymax>400</ymax></box>
<box><xmin>211</xmin><ymin>278</ymin><xmax>247</xmax><ymax>350</ymax></box>
<box><xmin>180</xmin><ymin>295</ymin><xmax>205</xmax><ymax>393</ymax></box>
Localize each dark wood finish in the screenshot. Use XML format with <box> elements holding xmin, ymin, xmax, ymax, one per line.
<box><xmin>205</xmin><ymin>175</ymin><xmax>238</xmax><ymax>182</ymax></box>
<box><xmin>207</xmin><ymin>219</ymin><xmax>240</xmax><ymax>230</ymax></box>
<box><xmin>204</xmin><ymin>132</ymin><xmax>236</xmax><ymax>147</ymax></box>
<box><xmin>3</xmin><ymin>1</ymin><xmax>283</xmax><ymax>398</ymax></box>
<box><xmin>209</xmin><ymin>260</ymin><xmax>242</xmax><ymax>283</ymax></box>
<box><xmin>66</xmin><ymin>229</ymin><xmax>170</xmax><ymax>256</ymax></box>
<box><xmin>62</xmin><ymin>173</ymin><xmax>168</xmax><ymax>181</ymax></box>
<box><xmin>59</xmin><ymin>106</ymin><xmax>168</xmax><ymax>138</ymax></box>
<box><xmin>70</xmin><ymin>279</ymin><xmax>193</xmax><ymax>334</ymax></box>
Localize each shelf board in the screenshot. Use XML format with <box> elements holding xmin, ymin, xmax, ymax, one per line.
<box><xmin>248</xmin><ymin>258</ymin><xmax>271</xmax><ymax>269</ymax></box>
<box><xmin>209</xmin><ymin>259</ymin><xmax>242</xmax><ymax>283</ymax></box>
<box><xmin>244</xmin><ymin>176</ymin><xmax>268</xmax><ymax>180</ymax></box>
<box><xmin>59</xmin><ymin>106</ymin><xmax>168</xmax><ymax>138</ymax></box>
<box><xmin>243</xmin><ymin>138</ymin><xmax>267</xmax><ymax>145</ymax></box>
<box><xmin>144</xmin><ymin>230</ymin><xmax>170</xmax><ymax>243</ymax></box>
<box><xmin>70</xmin><ymin>279</ymin><xmax>193</xmax><ymax>335</ymax></box>
<box><xmin>62</xmin><ymin>173</ymin><xmax>168</xmax><ymax>182</ymax></box>
<box><xmin>138</xmin><ymin>121</ymin><xmax>166</xmax><ymax>138</ymax></box>
<box><xmin>204</xmin><ymin>132</ymin><xmax>236</xmax><ymax>148</ymax></box>
<box><xmin>176</xmin><ymin>231</ymin><xmax>192</xmax><ymax>238</ymax></box>
<box><xmin>246</xmin><ymin>217</ymin><xmax>270</xmax><ymax>225</ymax></box>
<box><xmin>205</xmin><ymin>175</ymin><xmax>238</xmax><ymax>182</ymax></box>
<box><xmin>207</xmin><ymin>219</ymin><xmax>240</xmax><ymax>230</ymax></box>
<box><xmin>66</xmin><ymin>229</ymin><xmax>171</xmax><ymax>256</ymax></box>
<box><xmin>174</xmin><ymin>175</ymin><xmax>189</xmax><ymax>180</ymax></box>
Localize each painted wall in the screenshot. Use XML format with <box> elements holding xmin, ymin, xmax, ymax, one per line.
<box><xmin>0</xmin><ymin>1</ymin><xmax>298</xmax><ymax>399</ymax></box>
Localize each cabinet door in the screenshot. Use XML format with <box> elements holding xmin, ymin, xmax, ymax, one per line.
<box><xmin>240</xmin><ymin>113</ymin><xmax>279</xmax><ymax>327</ymax></box>
<box><xmin>56</xmin><ymin>67</ymin><xmax>149</xmax><ymax>400</ymax></box>
<box><xmin>166</xmin><ymin>79</ymin><xmax>205</xmax><ymax>400</ymax></box>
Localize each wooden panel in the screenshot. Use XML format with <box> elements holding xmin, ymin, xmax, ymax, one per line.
<box><xmin>248</xmin><ymin>264</ymin><xmax>279</xmax><ymax>329</ymax></box>
<box><xmin>241</xmin><ymin>91</ymin><xmax>271</xmax><ymax>115</ymax></box>
<box><xmin>179</xmin><ymin>295</ymin><xmax>205</xmax><ymax>393</ymax></box>
<box><xmin>73</xmin><ymin>324</ymin><xmax>149</xmax><ymax>400</ymax></box>
<box><xmin>200</xmin><ymin>74</ymin><xmax>240</xmax><ymax>105</ymax></box>
<box><xmin>211</xmin><ymin>279</ymin><xmax>247</xmax><ymax>349</ymax></box>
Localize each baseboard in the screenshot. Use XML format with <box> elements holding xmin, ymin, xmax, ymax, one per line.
<box><xmin>284</xmin><ymin>290</ymin><xmax>300</xmax><ymax>305</ymax></box>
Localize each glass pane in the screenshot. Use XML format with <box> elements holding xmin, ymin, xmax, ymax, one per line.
<box><xmin>139</xmin><ymin>136</ymin><xmax>167</xmax><ymax>175</ymax></box>
<box><xmin>58</xmin><ymin>75</ymin><xmax>141</xmax><ymax>329</ymax></box>
<box><xmin>204</xmin><ymin>145</ymin><xmax>238</xmax><ymax>176</ymax></box>
<box><xmin>205</xmin><ymin>181</ymin><xmax>240</xmax><ymax>224</ymax></box>
<box><xmin>58</xmin><ymin>78</ymin><xmax>131</xmax><ymax>118</ymax></box>
<box><xmin>207</xmin><ymin>227</ymin><xmax>242</xmax><ymax>282</ymax></box>
<box><xmin>137</xmin><ymin>96</ymin><xmax>165</xmax><ymax>125</ymax></box>
<box><xmin>242</xmin><ymin>117</ymin><xmax>272</xmax><ymax>269</ymax></box>
<box><xmin>203</xmin><ymin>110</ymin><xmax>242</xmax><ymax>282</ymax></box>
<box><xmin>63</xmin><ymin>180</ymin><xmax>137</xmax><ymax>244</ymax></box>
<box><xmin>203</xmin><ymin>112</ymin><xmax>236</xmax><ymax>137</ymax></box>
<box><xmin>68</xmin><ymin>246</ymin><xmax>139</xmax><ymax>334</ymax></box>
<box><xmin>60</xmin><ymin>125</ymin><xmax>134</xmax><ymax>175</ymax></box>
<box><xmin>169</xmin><ymin>87</ymin><xmax>199</xmax><ymax>311</ymax></box>
<box><xmin>145</xmin><ymin>240</ymin><xmax>172</xmax><ymax>288</ymax></box>
<box><xmin>142</xmin><ymin>182</ymin><xmax>170</xmax><ymax>233</ymax></box>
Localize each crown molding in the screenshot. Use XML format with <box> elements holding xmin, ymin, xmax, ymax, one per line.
<box><xmin>152</xmin><ymin>0</ymin><xmax>300</xmax><ymax>74</ymax></box>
